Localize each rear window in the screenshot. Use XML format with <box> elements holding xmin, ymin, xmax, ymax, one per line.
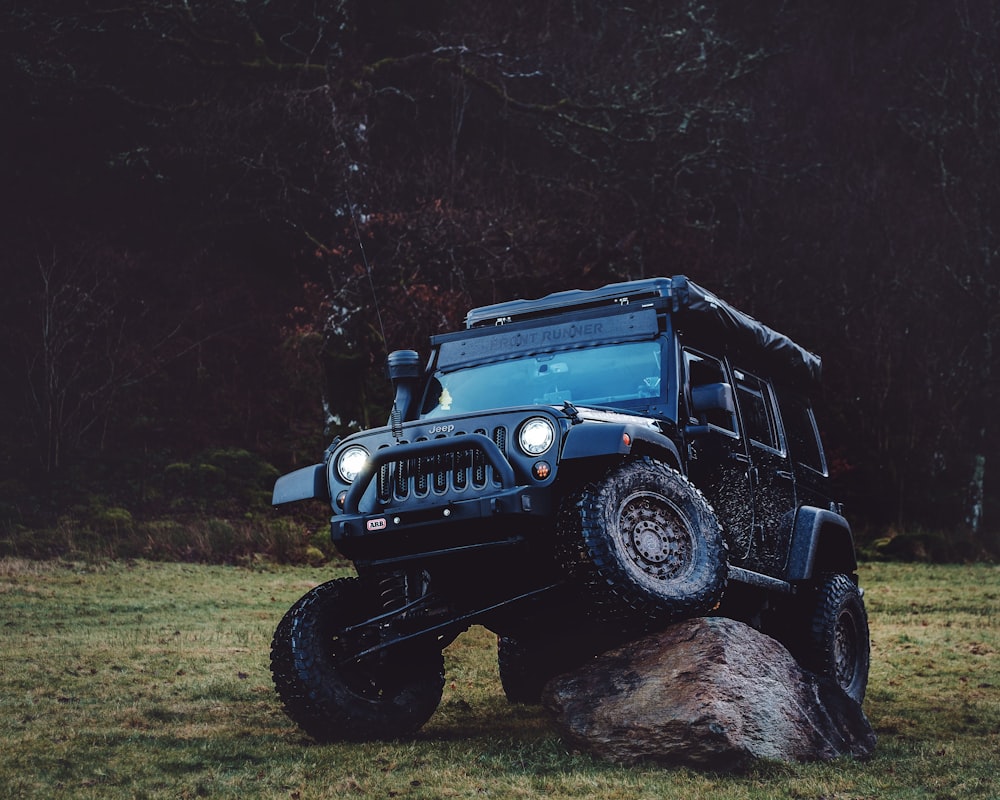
<box><xmin>734</xmin><ymin>371</ymin><xmax>783</xmax><ymax>453</ymax></box>
<box><xmin>778</xmin><ymin>393</ymin><xmax>827</xmax><ymax>474</ymax></box>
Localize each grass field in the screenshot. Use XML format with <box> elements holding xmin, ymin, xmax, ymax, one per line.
<box><xmin>1</xmin><ymin>559</ymin><xmax>997</xmax><ymax>799</ymax></box>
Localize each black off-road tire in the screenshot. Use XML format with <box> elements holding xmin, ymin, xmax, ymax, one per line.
<box><xmin>558</xmin><ymin>457</ymin><xmax>727</xmax><ymax>624</ymax></box>
<box><xmin>497</xmin><ymin>636</ymin><xmax>552</xmax><ymax>704</ymax></box>
<box><xmin>270</xmin><ymin>577</ymin><xmax>444</xmax><ymax>742</ymax></box>
<box><xmin>497</xmin><ymin>634</ymin><xmax>598</xmax><ymax>704</ymax></box>
<box><xmin>802</xmin><ymin>573</ymin><xmax>870</xmax><ymax>703</ymax></box>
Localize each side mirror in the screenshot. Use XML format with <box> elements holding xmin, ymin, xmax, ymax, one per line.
<box><xmin>690</xmin><ymin>382</ymin><xmax>735</xmax><ymax>415</ymax></box>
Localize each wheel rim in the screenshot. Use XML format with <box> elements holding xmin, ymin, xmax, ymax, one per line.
<box><xmin>833</xmin><ymin>608</ymin><xmax>860</xmax><ymax>688</ymax></box>
<box><xmin>617</xmin><ymin>490</ymin><xmax>696</xmax><ymax>584</ymax></box>
<box><xmin>330</xmin><ymin>630</ymin><xmax>384</xmax><ymax>700</ymax></box>
<box><xmin>299</xmin><ymin>586</ymin><xmax>409</xmax><ymax>703</ymax></box>
<box><xmin>326</xmin><ymin>621</ymin><xmax>423</xmax><ymax>702</ymax></box>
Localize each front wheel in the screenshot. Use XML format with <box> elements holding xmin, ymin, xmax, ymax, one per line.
<box><xmin>270</xmin><ymin>577</ymin><xmax>444</xmax><ymax>742</ymax></box>
<box><xmin>802</xmin><ymin>573</ymin><xmax>870</xmax><ymax>703</ymax></box>
<box><xmin>558</xmin><ymin>457</ymin><xmax>728</xmax><ymax>624</ymax></box>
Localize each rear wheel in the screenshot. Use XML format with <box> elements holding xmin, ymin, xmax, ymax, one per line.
<box><xmin>801</xmin><ymin>573</ymin><xmax>870</xmax><ymax>703</ymax></box>
<box><xmin>270</xmin><ymin>577</ymin><xmax>444</xmax><ymax>742</ymax></box>
<box><xmin>558</xmin><ymin>457</ymin><xmax>727</xmax><ymax>624</ymax></box>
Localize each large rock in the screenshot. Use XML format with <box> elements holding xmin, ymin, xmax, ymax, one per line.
<box><xmin>542</xmin><ymin>617</ymin><xmax>876</xmax><ymax>770</ymax></box>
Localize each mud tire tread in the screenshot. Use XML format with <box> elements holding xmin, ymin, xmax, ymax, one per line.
<box><xmin>270</xmin><ymin>577</ymin><xmax>444</xmax><ymax>742</ymax></box>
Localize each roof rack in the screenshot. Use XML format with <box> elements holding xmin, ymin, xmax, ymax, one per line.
<box><xmin>464</xmin><ymin>277</ymin><xmax>683</xmax><ymax>329</ymax></box>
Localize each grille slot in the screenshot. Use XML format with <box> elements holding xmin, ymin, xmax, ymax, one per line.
<box><xmin>377</xmin><ymin>444</ymin><xmax>396</xmax><ymax>504</ymax></box>
<box><xmin>472</xmin><ymin>428</ymin><xmax>488</xmax><ymax>487</ymax></box>
<box><xmin>492</xmin><ymin>426</ymin><xmax>507</xmax><ymax>485</ymax></box>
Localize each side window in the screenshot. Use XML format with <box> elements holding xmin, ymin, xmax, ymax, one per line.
<box><xmin>684</xmin><ymin>350</ymin><xmax>737</xmax><ymax>434</ymax></box>
<box><xmin>734</xmin><ymin>370</ymin><xmax>783</xmax><ymax>453</ymax></box>
<box><xmin>778</xmin><ymin>393</ymin><xmax>827</xmax><ymax>474</ymax></box>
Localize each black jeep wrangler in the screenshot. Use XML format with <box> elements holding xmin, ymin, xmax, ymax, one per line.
<box><xmin>270</xmin><ymin>275</ymin><xmax>870</xmax><ymax>742</ymax></box>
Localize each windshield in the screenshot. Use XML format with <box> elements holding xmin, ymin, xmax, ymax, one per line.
<box><xmin>421</xmin><ymin>339</ymin><xmax>664</xmax><ymax>417</ymax></box>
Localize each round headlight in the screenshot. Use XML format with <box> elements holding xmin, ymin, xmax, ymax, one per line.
<box><xmin>336</xmin><ymin>446</ymin><xmax>369</xmax><ymax>483</ymax></box>
<box><xmin>518</xmin><ymin>417</ymin><xmax>555</xmax><ymax>456</ymax></box>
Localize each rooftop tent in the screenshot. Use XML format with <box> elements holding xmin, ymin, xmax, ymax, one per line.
<box><xmin>675</xmin><ymin>277</ymin><xmax>822</xmax><ymax>389</ymax></box>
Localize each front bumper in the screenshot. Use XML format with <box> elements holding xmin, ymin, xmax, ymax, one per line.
<box><xmin>330</xmin><ymin>433</ymin><xmax>555</xmax><ymax>559</ymax></box>
<box><xmin>336</xmin><ymin>483</ymin><xmax>552</xmax><ymax>538</ymax></box>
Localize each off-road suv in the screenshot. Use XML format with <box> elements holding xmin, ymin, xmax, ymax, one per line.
<box><xmin>270</xmin><ymin>275</ymin><xmax>870</xmax><ymax>742</ymax></box>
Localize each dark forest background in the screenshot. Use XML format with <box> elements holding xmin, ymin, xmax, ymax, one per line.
<box><xmin>2</xmin><ymin>1</ymin><xmax>997</xmax><ymax>562</ymax></box>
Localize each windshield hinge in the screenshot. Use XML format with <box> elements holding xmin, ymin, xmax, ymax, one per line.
<box><xmin>562</xmin><ymin>401</ymin><xmax>583</xmax><ymax>424</ymax></box>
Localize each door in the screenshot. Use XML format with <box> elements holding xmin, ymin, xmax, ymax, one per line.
<box><xmin>732</xmin><ymin>369</ymin><xmax>796</xmax><ymax>575</ymax></box>
<box><xmin>682</xmin><ymin>350</ymin><xmax>755</xmax><ymax>564</ymax></box>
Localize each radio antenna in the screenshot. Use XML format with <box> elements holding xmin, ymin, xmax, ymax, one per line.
<box><xmin>344</xmin><ymin>183</ymin><xmax>405</xmax><ymax>440</ymax></box>
<box><xmin>343</xmin><ymin>184</ymin><xmax>388</xmax><ymax>355</ymax></box>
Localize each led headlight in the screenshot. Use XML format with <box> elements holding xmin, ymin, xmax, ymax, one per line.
<box><xmin>518</xmin><ymin>417</ymin><xmax>555</xmax><ymax>456</ymax></box>
<box><xmin>336</xmin><ymin>445</ymin><xmax>369</xmax><ymax>483</ymax></box>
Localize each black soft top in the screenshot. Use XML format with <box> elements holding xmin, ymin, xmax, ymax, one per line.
<box><xmin>459</xmin><ymin>275</ymin><xmax>821</xmax><ymax>388</ymax></box>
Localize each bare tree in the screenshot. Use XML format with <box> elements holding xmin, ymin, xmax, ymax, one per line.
<box><xmin>19</xmin><ymin>241</ymin><xmax>131</xmax><ymax>472</ymax></box>
<box><xmin>898</xmin><ymin>1</ymin><xmax>1000</xmax><ymax>534</ymax></box>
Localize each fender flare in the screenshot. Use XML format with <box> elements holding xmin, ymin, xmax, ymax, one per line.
<box><xmin>273</xmin><ymin>464</ymin><xmax>329</xmax><ymax>505</ymax></box>
<box><xmin>560</xmin><ymin>422</ymin><xmax>682</xmax><ymax>470</ymax></box>
<box><xmin>785</xmin><ymin>506</ymin><xmax>857</xmax><ymax>581</ymax></box>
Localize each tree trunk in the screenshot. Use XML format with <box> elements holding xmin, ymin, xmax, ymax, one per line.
<box><xmin>968</xmin><ymin>448</ymin><xmax>986</xmax><ymax>535</ymax></box>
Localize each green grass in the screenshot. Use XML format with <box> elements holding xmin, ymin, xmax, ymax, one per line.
<box><xmin>1</xmin><ymin>559</ymin><xmax>997</xmax><ymax>799</ymax></box>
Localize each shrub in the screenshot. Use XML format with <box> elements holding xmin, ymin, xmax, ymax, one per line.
<box><xmin>866</xmin><ymin>527</ymin><xmax>999</xmax><ymax>564</ymax></box>
<box><xmin>164</xmin><ymin>449</ymin><xmax>279</xmax><ymax>515</ymax></box>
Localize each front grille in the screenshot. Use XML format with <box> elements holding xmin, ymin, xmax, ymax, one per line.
<box><xmin>376</xmin><ymin>427</ymin><xmax>508</xmax><ymax>504</ymax></box>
